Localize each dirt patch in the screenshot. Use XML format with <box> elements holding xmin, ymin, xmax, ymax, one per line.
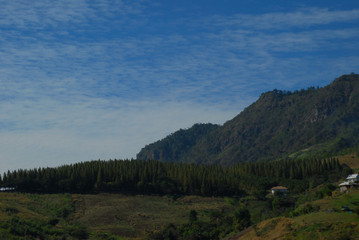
<box><xmin>338</xmin><ymin>154</ymin><xmax>359</xmax><ymax>170</ymax></box>
<box><xmin>231</xmin><ymin>217</ymin><xmax>295</xmax><ymax>240</ymax></box>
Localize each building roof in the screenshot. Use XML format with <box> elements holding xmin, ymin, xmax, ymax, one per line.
<box><xmin>339</xmin><ymin>181</ymin><xmax>358</xmax><ymax>186</ymax></box>
<box><xmin>271</xmin><ymin>186</ymin><xmax>288</xmax><ymax>190</ymax></box>
<box><xmin>347</xmin><ymin>174</ymin><xmax>359</xmax><ymax>180</ymax></box>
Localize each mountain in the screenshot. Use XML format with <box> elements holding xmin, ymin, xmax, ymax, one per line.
<box><xmin>137</xmin><ymin>73</ymin><xmax>359</xmax><ymax>165</ymax></box>
<box><xmin>136</xmin><ymin>123</ymin><xmax>219</xmax><ymax>162</ymax></box>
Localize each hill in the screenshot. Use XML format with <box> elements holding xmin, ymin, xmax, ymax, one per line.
<box><xmin>137</xmin><ymin>73</ymin><xmax>359</xmax><ymax>165</ymax></box>
<box><xmin>229</xmin><ymin>189</ymin><xmax>359</xmax><ymax>240</ymax></box>
<box><xmin>0</xmin><ymin>155</ymin><xmax>357</xmax><ymax>239</ymax></box>
<box><xmin>0</xmin><ymin>192</ymin><xmax>237</xmax><ymax>240</ymax></box>
<box><xmin>136</xmin><ymin>123</ymin><xmax>219</xmax><ymax>162</ymax></box>
<box><xmin>2</xmin><ymin>187</ymin><xmax>357</xmax><ymax>240</ymax></box>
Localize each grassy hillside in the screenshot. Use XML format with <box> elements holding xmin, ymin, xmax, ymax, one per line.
<box><xmin>0</xmin><ymin>193</ymin><xmax>85</xmax><ymax>239</ymax></box>
<box><xmin>0</xmin><ymin>154</ymin><xmax>357</xmax><ymax>239</ymax></box>
<box><xmin>0</xmin><ymin>192</ymin><xmax>237</xmax><ymax>240</ymax></box>
<box><xmin>337</xmin><ymin>153</ymin><xmax>359</xmax><ymax>172</ymax></box>
<box><xmin>231</xmin><ymin>189</ymin><xmax>359</xmax><ymax>240</ymax></box>
<box><xmin>0</xmin><ymin>177</ymin><xmax>358</xmax><ymax>239</ymax></box>
<box><xmin>72</xmin><ymin>194</ymin><xmax>236</xmax><ymax>239</ymax></box>
<box><xmin>0</xmin><ymin>157</ymin><xmax>353</xmax><ymax>239</ymax></box>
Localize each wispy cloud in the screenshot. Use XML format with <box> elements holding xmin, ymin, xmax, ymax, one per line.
<box><xmin>210</xmin><ymin>8</ymin><xmax>359</xmax><ymax>30</ymax></box>
<box><xmin>1</xmin><ymin>6</ymin><xmax>358</xmax><ymax>102</ymax></box>
<box><xmin>0</xmin><ymin>2</ymin><xmax>358</xmax><ymax>170</ymax></box>
<box><xmin>0</xmin><ymin>0</ymin><xmax>146</xmax><ymax>29</ymax></box>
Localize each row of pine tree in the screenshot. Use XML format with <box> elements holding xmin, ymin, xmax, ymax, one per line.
<box><xmin>0</xmin><ymin>158</ymin><xmax>350</xmax><ymax>196</ymax></box>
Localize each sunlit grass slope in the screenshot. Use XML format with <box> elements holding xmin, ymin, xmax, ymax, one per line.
<box><xmin>231</xmin><ymin>189</ymin><xmax>359</xmax><ymax>240</ymax></box>
<box><xmin>0</xmin><ymin>192</ymin><xmax>236</xmax><ymax>239</ymax></box>
<box><xmin>72</xmin><ymin>194</ymin><xmax>236</xmax><ymax>239</ymax></box>
<box><xmin>0</xmin><ymin>192</ymin><xmax>84</xmax><ymax>239</ymax></box>
<box><xmin>338</xmin><ymin>153</ymin><xmax>359</xmax><ymax>171</ymax></box>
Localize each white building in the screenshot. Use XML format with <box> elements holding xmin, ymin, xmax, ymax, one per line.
<box><xmin>339</xmin><ymin>173</ymin><xmax>359</xmax><ymax>192</ymax></box>
<box><xmin>346</xmin><ymin>174</ymin><xmax>359</xmax><ymax>183</ymax></box>
<box><xmin>339</xmin><ymin>181</ymin><xmax>357</xmax><ymax>192</ymax></box>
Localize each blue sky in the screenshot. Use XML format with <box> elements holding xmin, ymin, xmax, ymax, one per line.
<box><xmin>0</xmin><ymin>0</ymin><xmax>358</xmax><ymax>171</ymax></box>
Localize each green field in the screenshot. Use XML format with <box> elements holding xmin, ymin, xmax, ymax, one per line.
<box><xmin>72</xmin><ymin>193</ymin><xmax>236</xmax><ymax>239</ymax></box>
<box><xmin>0</xmin><ymin>192</ymin><xmax>82</xmax><ymax>239</ymax></box>
<box><xmin>0</xmin><ymin>189</ymin><xmax>359</xmax><ymax>239</ymax></box>
<box><xmin>0</xmin><ymin>192</ymin><xmax>237</xmax><ymax>239</ymax></box>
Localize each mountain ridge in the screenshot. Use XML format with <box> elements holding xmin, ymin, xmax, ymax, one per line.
<box><xmin>137</xmin><ymin>73</ymin><xmax>359</xmax><ymax>165</ymax></box>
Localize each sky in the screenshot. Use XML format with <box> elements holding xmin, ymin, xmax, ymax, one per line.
<box><xmin>0</xmin><ymin>0</ymin><xmax>359</xmax><ymax>171</ymax></box>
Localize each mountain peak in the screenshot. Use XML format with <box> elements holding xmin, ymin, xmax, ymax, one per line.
<box><xmin>137</xmin><ymin>74</ymin><xmax>359</xmax><ymax>165</ymax></box>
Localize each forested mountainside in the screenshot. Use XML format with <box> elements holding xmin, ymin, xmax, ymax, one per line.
<box><xmin>136</xmin><ymin>123</ymin><xmax>219</xmax><ymax>162</ymax></box>
<box><xmin>137</xmin><ymin>73</ymin><xmax>359</xmax><ymax>165</ymax></box>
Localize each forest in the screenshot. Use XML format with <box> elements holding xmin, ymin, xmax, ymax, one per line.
<box><xmin>0</xmin><ymin>157</ymin><xmax>351</xmax><ymax>197</ymax></box>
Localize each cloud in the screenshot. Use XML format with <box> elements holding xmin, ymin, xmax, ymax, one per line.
<box><xmin>0</xmin><ymin>2</ymin><xmax>358</xmax><ymax>170</ymax></box>
<box><xmin>0</xmin><ymin>0</ymin><xmax>147</xmax><ymax>29</ymax></box>
<box><xmin>210</xmin><ymin>8</ymin><xmax>359</xmax><ymax>30</ymax></box>
<box><xmin>1</xmin><ymin>5</ymin><xmax>358</xmax><ymax>103</ymax></box>
<box><xmin>0</xmin><ymin>1</ymin><xmax>90</xmax><ymax>28</ymax></box>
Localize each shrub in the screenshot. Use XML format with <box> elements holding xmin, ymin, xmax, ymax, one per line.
<box><xmin>5</xmin><ymin>207</ymin><xmax>19</xmax><ymax>215</ymax></box>
<box><xmin>189</xmin><ymin>210</ymin><xmax>198</xmax><ymax>223</ymax></box>
<box><xmin>68</xmin><ymin>224</ymin><xmax>89</xmax><ymax>239</ymax></box>
<box><xmin>355</xmin><ymin>205</ymin><xmax>359</xmax><ymax>216</ymax></box>
<box><xmin>233</xmin><ymin>207</ymin><xmax>251</xmax><ymax>231</ymax></box>
<box><xmin>290</xmin><ymin>203</ymin><xmax>319</xmax><ymax>217</ymax></box>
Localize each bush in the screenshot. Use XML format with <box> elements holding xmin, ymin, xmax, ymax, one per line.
<box><xmin>290</xmin><ymin>203</ymin><xmax>319</xmax><ymax>217</ymax></box>
<box><xmin>5</xmin><ymin>207</ymin><xmax>19</xmax><ymax>215</ymax></box>
<box><xmin>355</xmin><ymin>205</ymin><xmax>359</xmax><ymax>216</ymax></box>
<box><xmin>315</xmin><ymin>183</ymin><xmax>336</xmax><ymax>199</ymax></box>
<box><xmin>68</xmin><ymin>224</ymin><xmax>89</xmax><ymax>239</ymax></box>
<box><xmin>189</xmin><ymin>210</ymin><xmax>198</xmax><ymax>223</ymax></box>
<box><xmin>48</xmin><ymin>218</ymin><xmax>59</xmax><ymax>226</ymax></box>
<box><xmin>94</xmin><ymin>231</ymin><xmax>125</xmax><ymax>240</ymax></box>
<box><xmin>233</xmin><ymin>207</ymin><xmax>251</xmax><ymax>231</ymax></box>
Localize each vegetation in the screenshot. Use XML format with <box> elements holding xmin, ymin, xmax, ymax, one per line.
<box><xmin>0</xmin><ymin>156</ymin><xmax>352</xmax><ymax>239</ymax></box>
<box><xmin>146</xmin><ymin>208</ymin><xmax>241</xmax><ymax>240</ymax></box>
<box><xmin>233</xmin><ymin>189</ymin><xmax>359</xmax><ymax>240</ymax></box>
<box><xmin>1</xmin><ymin>157</ymin><xmax>349</xmax><ymax>196</ymax></box>
<box><xmin>137</xmin><ymin>123</ymin><xmax>219</xmax><ymax>162</ymax></box>
<box><xmin>0</xmin><ymin>193</ymin><xmax>238</xmax><ymax>239</ymax></box>
<box><xmin>137</xmin><ymin>74</ymin><xmax>359</xmax><ymax>166</ymax></box>
<box><xmin>0</xmin><ymin>193</ymin><xmax>88</xmax><ymax>239</ymax></box>
<box><xmin>0</xmin><ymin>155</ymin><xmax>352</xmax><ymax>239</ymax></box>
<box><xmin>0</xmin><ymin>186</ymin><xmax>357</xmax><ymax>239</ymax></box>
<box><xmin>146</xmin><ymin>187</ymin><xmax>359</xmax><ymax>240</ymax></box>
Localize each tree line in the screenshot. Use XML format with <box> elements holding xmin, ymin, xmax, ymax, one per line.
<box><xmin>0</xmin><ymin>157</ymin><xmax>350</xmax><ymax>196</ymax></box>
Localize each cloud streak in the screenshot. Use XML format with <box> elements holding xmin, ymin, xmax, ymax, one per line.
<box><xmin>210</xmin><ymin>8</ymin><xmax>359</xmax><ymax>30</ymax></box>
<box><xmin>0</xmin><ymin>2</ymin><xmax>358</xmax><ymax>170</ymax></box>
